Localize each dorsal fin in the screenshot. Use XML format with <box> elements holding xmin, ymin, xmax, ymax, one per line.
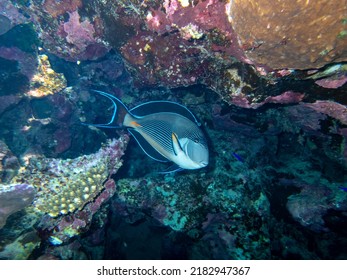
<box><xmin>130</xmin><ymin>101</ymin><xmax>201</xmax><ymax>126</ymax></box>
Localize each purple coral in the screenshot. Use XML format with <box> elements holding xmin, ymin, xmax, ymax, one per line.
<box><xmin>0</xmin><ymin>0</ymin><xmax>28</xmax><ymax>26</ymax></box>
<box><xmin>38</xmin><ymin>135</ymin><xmax>129</xmax><ymax>244</ymax></box>
<box><xmin>0</xmin><ymin>184</ymin><xmax>36</xmax><ymax>229</ymax></box>
<box><xmin>64</xmin><ymin>11</ymin><xmax>96</xmax><ymax>52</ymax></box>
<box><xmin>0</xmin><ymin>95</ymin><xmax>22</xmax><ymax>116</ymax></box>
<box><xmin>314</xmin><ymin>75</ymin><xmax>347</xmax><ymax>89</ymax></box>
<box><xmin>231</xmin><ymin>91</ymin><xmax>305</xmax><ymax>109</ymax></box>
<box><xmin>303</xmin><ymin>101</ymin><xmax>347</xmax><ymax>125</ymax></box>
<box><xmin>56</xmin><ymin>10</ymin><xmax>109</xmax><ymax>61</ymax></box>
<box><xmin>0</xmin><ymin>47</ymin><xmax>37</xmax><ymax>79</ymax></box>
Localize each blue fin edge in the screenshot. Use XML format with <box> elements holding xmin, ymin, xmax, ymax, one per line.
<box><xmin>81</xmin><ymin>90</ymin><xmax>130</xmax><ymax>128</ymax></box>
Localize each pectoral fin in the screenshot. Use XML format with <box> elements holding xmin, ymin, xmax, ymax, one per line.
<box><xmin>157</xmin><ymin>164</ymin><xmax>183</xmax><ymax>174</ymax></box>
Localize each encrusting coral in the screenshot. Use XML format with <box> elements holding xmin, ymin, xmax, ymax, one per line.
<box><xmin>11</xmin><ymin>135</ymin><xmax>129</xmax><ymax>217</ymax></box>
<box><xmin>26</xmin><ymin>54</ymin><xmax>67</xmax><ymax>98</ymax></box>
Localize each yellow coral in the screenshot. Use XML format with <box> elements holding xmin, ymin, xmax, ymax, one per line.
<box><xmin>26</xmin><ymin>54</ymin><xmax>67</xmax><ymax>98</ymax></box>
<box><xmin>143</xmin><ymin>43</ymin><xmax>151</xmax><ymax>52</ymax></box>
<box><xmin>12</xmin><ymin>163</ymin><xmax>108</xmax><ymax>217</ymax></box>
<box><xmin>180</xmin><ymin>23</ymin><xmax>204</xmax><ymax>40</ymax></box>
<box><xmin>9</xmin><ymin>138</ymin><xmax>126</xmax><ymax>217</ymax></box>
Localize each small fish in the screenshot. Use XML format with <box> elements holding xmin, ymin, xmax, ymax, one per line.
<box><xmin>86</xmin><ymin>90</ymin><xmax>209</xmax><ymax>171</ymax></box>
<box><xmin>232</xmin><ymin>152</ymin><xmax>244</xmax><ymax>163</ymax></box>
<box><xmin>338</xmin><ymin>186</ymin><xmax>347</xmax><ymax>192</ymax></box>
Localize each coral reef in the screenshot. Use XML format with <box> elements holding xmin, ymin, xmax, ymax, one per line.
<box><xmin>64</xmin><ymin>11</ymin><xmax>95</xmax><ymax>49</ymax></box>
<box><xmin>0</xmin><ymin>51</ymin><xmax>131</xmax><ymax>158</ymax></box>
<box><xmin>0</xmin><ymin>46</ymin><xmax>37</xmax><ymax>80</ymax></box>
<box><xmin>43</xmin><ymin>0</ymin><xmax>83</xmax><ymax>19</ymax></box>
<box><xmin>0</xmin><ymin>95</ymin><xmax>21</xmax><ymax>117</ymax></box>
<box><xmin>0</xmin><ymin>230</ymin><xmax>40</xmax><ymax>260</ymax></box>
<box><xmin>0</xmin><ymin>0</ymin><xmax>28</xmax><ymax>27</ymax></box>
<box><xmin>27</xmin><ymin>54</ymin><xmax>67</xmax><ymax>98</ymax></box>
<box><xmin>0</xmin><ymin>0</ymin><xmax>347</xmax><ymax>262</ymax></box>
<box><xmin>306</xmin><ymin>64</ymin><xmax>347</xmax><ymax>89</ymax></box>
<box><xmin>286</xmin><ymin>180</ymin><xmax>346</xmax><ymax>232</ymax></box>
<box><xmin>0</xmin><ymin>15</ymin><xmax>12</xmax><ymax>36</ymax></box>
<box><xmin>304</xmin><ymin>101</ymin><xmax>347</xmax><ymax>125</ymax></box>
<box><xmin>0</xmin><ymin>184</ymin><xmax>36</xmax><ymax>229</ymax></box>
<box><xmin>0</xmin><ymin>140</ymin><xmax>19</xmax><ymax>183</ymax></box>
<box><xmin>23</xmin><ymin>1</ymin><xmax>109</xmax><ymax>61</ymax></box>
<box><xmin>7</xmin><ymin>0</ymin><xmax>346</xmax><ymax>109</ymax></box>
<box><xmin>0</xmin><ymin>135</ymin><xmax>129</xmax><ymax>257</ymax></box>
<box><xmin>41</xmin><ymin>178</ymin><xmax>118</xmax><ymax>245</ymax></box>
<box><xmin>227</xmin><ymin>0</ymin><xmax>347</xmax><ymax>69</ymax></box>
<box><xmin>11</xmin><ymin>136</ymin><xmax>129</xmax><ymax>217</ymax></box>
<box><xmin>105</xmin><ymin>124</ymin><xmax>273</xmax><ymax>259</ymax></box>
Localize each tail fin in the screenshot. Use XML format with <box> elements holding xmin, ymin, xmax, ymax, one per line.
<box><xmin>83</xmin><ymin>90</ymin><xmax>130</xmax><ymax>128</ymax></box>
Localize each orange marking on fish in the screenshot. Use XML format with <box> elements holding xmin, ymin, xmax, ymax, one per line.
<box><xmin>172</xmin><ymin>133</ymin><xmax>178</xmax><ymax>142</ymax></box>
<box><xmin>130</xmin><ymin>121</ymin><xmax>142</xmax><ymax>127</ymax></box>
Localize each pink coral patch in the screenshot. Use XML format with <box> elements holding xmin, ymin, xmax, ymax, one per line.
<box><xmin>314</xmin><ymin>75</ymin><xmax>347</xmax><ymax>89</ymax></box>
<box><xmin>64</xmin><ymin>11</ymin><xmax>95</xmax><ymax>51</ymax></box>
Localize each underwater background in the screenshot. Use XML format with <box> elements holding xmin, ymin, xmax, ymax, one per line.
<box><xmin>0</xmin><ymin>0</ymin><xmax>347</xmax><ymax>260</ymax></box>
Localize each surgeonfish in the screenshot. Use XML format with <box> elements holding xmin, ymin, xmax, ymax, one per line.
<box><xmin>87</xmin><ymin>90</ymin><xmax>209</xmax><ymax>171</ymax></box>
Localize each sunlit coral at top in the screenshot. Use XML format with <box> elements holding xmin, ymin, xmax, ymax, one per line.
<box><xmin>13</xmin><ymin>0</ymin><xmax>346</xmax><ymax>108</ymax></box>
<box><xmin>227</xmin><ymin>0</ymin><xmax>347</xmax><ymax>69</ymax></box>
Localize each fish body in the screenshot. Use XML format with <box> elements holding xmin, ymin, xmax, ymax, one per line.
<box><xmin>88</xmin><ymin>90</ymin><xmax>209</xmax><ymax>170</ymax></box>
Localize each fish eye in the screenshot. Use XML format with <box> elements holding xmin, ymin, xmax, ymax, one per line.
<box><xmin>194</xmin><ymin>139</ymin><xmax>199</xmax><ymax>143</ymax></box>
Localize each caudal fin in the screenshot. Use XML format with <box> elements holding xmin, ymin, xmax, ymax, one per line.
<box><xmin>83</xmin><ymin>90</ymin><xmax>130</xmax><ymax>128</ymax></box>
